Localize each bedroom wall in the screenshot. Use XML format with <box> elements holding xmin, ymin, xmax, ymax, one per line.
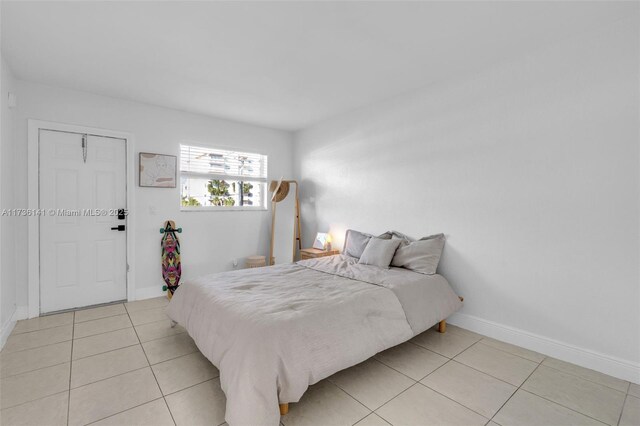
<box><xmin>1</xmin><ymin>54</ymin><xmax>18</xmax><ymax>345</ymax></box>
<box><xmin>293</xmin><ymin>16</ymin><xmax>640</xmax><ymax>382</ymax></box>
<box><xmin>11</xmin><ymin>80</ymin><xmax>294</xmax><ymax>312</ymax></box>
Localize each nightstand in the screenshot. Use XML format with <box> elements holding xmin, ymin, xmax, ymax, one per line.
<box><xmin>300</xmin><ymin>248</ymin><xmax>340</xmax><ymax>260</ymax></box>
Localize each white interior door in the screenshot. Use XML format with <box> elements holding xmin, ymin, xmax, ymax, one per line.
<box><xmin>39</xmin><ymin>130</ymin><xmax>127</xmax><ymax>313</ymax></box>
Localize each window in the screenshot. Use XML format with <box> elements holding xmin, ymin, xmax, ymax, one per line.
<box><xmin>180</xmin><ymin>144</ymin><xmax>268</xmax><ymax>210</ymax></box>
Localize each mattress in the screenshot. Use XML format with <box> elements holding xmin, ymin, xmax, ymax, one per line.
<box><xmin>166</xmin><ymin>255</ymin><xmax>462</xmax><ymax>426</ymax></box>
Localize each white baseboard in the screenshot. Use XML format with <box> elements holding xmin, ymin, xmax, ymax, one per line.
<box><xmin>0</xmin><ymin>306</ymin><xmax>28</xmax><ymax>350</ymax></box>
<box><xmin>134</xmin><ymin>286</ymin><xmax>167</xmax><ymax>301</ymax></box>
<box><xmin>13</xmin><ymin>306</ymin><xmax>28</xmax><ymax>321</ymax></box>
<box><xmin>448</xmin><ymin>312</ymin><xmax>640</xmax><ymax>384</ymax></box>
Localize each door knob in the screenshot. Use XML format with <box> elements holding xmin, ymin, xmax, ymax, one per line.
<box><xmin>110</xmin><ymin>225</ymin><xmax>126</xmax><ymax>231</ymax></box>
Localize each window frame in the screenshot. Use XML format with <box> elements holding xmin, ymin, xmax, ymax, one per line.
<box><xmin>179</xmin><ymin>142</ymin><xmax>268</xmax><ymax>212</ymax></box>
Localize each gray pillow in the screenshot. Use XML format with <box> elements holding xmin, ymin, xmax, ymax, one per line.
<box><xmin>387</xmin><ymin>230</ymin><xmax>414</xmax><ymax>241</ymax></box>
<box><xmin>391</xmin><ymin>233</ymin><xmax>445</xmax><ymax>275</ymax></box>
<box><xmin>359</xmin><ymin>238</ymin><xmax>402</xmax><ymax>268</ymax></box>
<box><xmin>343</xmin><ymin>229</ymin><xmax>391</xmax><ymax>259</ymax></box>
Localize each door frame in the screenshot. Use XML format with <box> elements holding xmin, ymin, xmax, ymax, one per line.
<box><xmin>28</xmin><ymin>120</ymin><xmax>136</xmax><ymax>318</ymax></box>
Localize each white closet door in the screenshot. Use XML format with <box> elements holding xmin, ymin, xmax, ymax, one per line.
<box><xmin>39</xmin><ymin>130</ymin><xmax>127</xmax><ymax>313</ymax></box>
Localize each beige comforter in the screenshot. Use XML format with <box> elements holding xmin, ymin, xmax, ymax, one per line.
<box><xmin>166</xmin><ymin>255</ymin><xmax>462</xmax><ymax>426</ymax></box>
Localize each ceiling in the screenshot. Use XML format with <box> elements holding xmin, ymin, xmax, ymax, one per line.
<box><xmin>2</xmin><ymin>1</ymin><xmax>635</xmax><ymax>131</ymax></box>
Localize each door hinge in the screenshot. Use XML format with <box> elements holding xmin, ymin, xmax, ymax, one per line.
<box><xmin>127</xmin><ymin>264</ymin><xmax>130</xmax><ymax>272</ymax></box>
<box><xmin>81</xmin><ymin>134</ymin><xmax>88</xmax><ymax>163</ymax></box>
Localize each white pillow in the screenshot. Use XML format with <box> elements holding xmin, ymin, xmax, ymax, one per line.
<box><xmin>359</xmin><ymin>238</ymin><xmax>402</xmax><ymax>269</ymax></box>
<box><xmin>391</xmin><ymin>233</ymin><xmax>445</xmax><ymax>275</ymax></box>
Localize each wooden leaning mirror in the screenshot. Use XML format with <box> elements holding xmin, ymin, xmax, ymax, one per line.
<box><xmin>269</xmin><ymin>178</ymin><xmax>302</xmax><ymax>265</ymax></box>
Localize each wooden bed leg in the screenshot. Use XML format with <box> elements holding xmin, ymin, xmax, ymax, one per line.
<box><xmin>438</xmin><ymin>320</ymin><xmax>447</xmax><ymax>333</ymax></box>
<box><xmin>279</xmin><ymin>403</ymin><xmax>289</xmax><ymax>415</ymax></box>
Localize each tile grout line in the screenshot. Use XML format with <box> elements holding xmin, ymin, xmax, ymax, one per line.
<box><xmin>3</xmin><ymin>319</ymin><xmax>187</xmax><ymax>362</ymax></box>
<box><xmin>324</xmin><ymin>377</ymin><xmax>376</xmax><ymax>417</ymax></box>
<box><xmin>446</xmin><ymin>328</ymin><xmax>584</xmax><ymax>375</ymax></box>
<box><xmin>489</xmin><ymin>363</ymin><xmax>612</xmax><ymax>426</ymax></box>
<box><xmin>127</xmin><ymin>301</ymin><xmax>178</xmax><ymax>426</ymax></box>
<box><xmin>410</xmin><ymin>331</ymin><xmax>482</xmax><ymax>359</ymax></box>
<box><xmin>422</xmin><ymin>357</ymin><xmax>520</xmax><ymax>388</ymax></box>
<box><xmin>73</xmin><ymin>324</ymin><xmax>133</xmax><ymax>340</ymax></box>
<box><xmin>0</xmin><ymin>300</ymin><xmax>171</xmax><ymax>420</ymax></box>
<box><xmin>349</xmin><ymin>410</ymin><xmax>375</xmax><ymax>426</ymax></box>
<box><xmin>487</xmin><ymin>357</ymin><xmax>542</xmax><ymax>424</ymax></box>
<box><xmin>449</xmin><ymin>356</ymin><xmax>536</xmax><ymax>388</ymax></box>
<box><xmin>0</xmin><ymin>366</ymin><xmax>73</xmax><ymax>410</ymax></box>
<box><xmin>476</xmin><ymin>339</ymin><xmax>543</xmax><ymax>363</ymax></box>
<box><xmin>373</xmin><ymin>353</ymin><xmax>494</xmax><ymax>424</ymax></box>
<box><xmin>10</xmin><ymin>322</ymin><xmax>74</xmax><ymax>336</ymax></box>
<box><xmin>416</xmin><ymin>372</ymin><xmax>493</xmax><ymax>421</ymax></box>
<box><xmin>161</xmin><ymin>377</ymin><xmax>219</xmax><ymax>398</ymax></box>
<box><xmin>2</xmin><ymin>323</ymin><xmax>74</xmax><ymax>351</ymax></box>
<box><xmin>538</xmin><ymin>362</ymin><xmax>630</xmax><ymax>394</ymax></box>
<box><xmin>67</xmin><ymin>310</ymin><xmax>75</xmax><ymax>426</ymax></box>
<box><xmin>73</xmin><ymin>335</ymin><xmax>188</xmax><ymax>364</ymax></box>
<box><xmin>49</xmin><ymin>300</ymin><xmax>126</xmax><ymax>316</ymax></box>
<box><xmin>70</xmin><ymin>365</ymin><xmax>150</xmax><ymax>391</ymax></box>
<box><xmin>328</xmin><ymin>356</ymin><xmax>429</xmax><ymax>414</ymax></box>
<box><xmin>3</xmin><ymin>359</ymin><xmax>221</xmax><ymax>419</ymax></box>
<box><xmin>371</xmin><ymin>412</ymin><xmax>392</xmax><ymax>425</ymax></box>
<box><xmin>70</xmin><ymin>341</ymin><xmax>198</xmax><ymax>387</ymax></box>
<box><xmin>0</xmin><ymin>390</ymin><xmax>70</xmax><ymax>414</ymax></box>
<box><xmin>72</xmin><ymin>342</ymin><xmax>141</xmax><ymax>362</ymax></box>
<box><xmin>3</xmin><ymin>337</ymin><xmax>72</xmax><ymax>356</ymax></box>
<box><xmin>517</xmin><ymin>388</ymin><xmax>610</xmax><ymax>425</ymax></box>
<box><xmin>63</xmin><ymin>319</ymin><xmax>179</xmax><ymax>423</ymax></box>
<box><xmin>74</xmin><ymin>317</ymin><xmax>182</xmax><ymax>345</ymax></box>
<box><xmin>406</xmin><ymin>339</ymin><xmax>452</xmax><ymax>359</ymax></box>
<box><xmin>374</xmin><ymin>336</ymin><xmax>532</xmax><ymax>423</ymax></box>
<box><xmin>83</xmin><ymin>397</ymin><xmax>167</xmax><ymax>426</ymax></box>
<box><xmin>352</xmin><ymin>412</ymin><xmax>392</xmax><ymax>426</ymax></box>
<box><xmin>75</xmin><ymin>368</ymin><xmax>204</xmax><ymax>426</ymax></box>
<box><xmin>373</xmin><ymin>382</ymin><xmax>425</xmax><ymax>421</ymax></box>
<box><xmin>74</xmin><ymin>312</ymin><xmax>127</xmax><ymax>325</ymax></box>
<box><xmin>617</xmin><ymin>393</ymin><xmax>628</xmax><ymax>426</ymax></box>
<box><xmin>369</xmin><ymin>357</ymin><xmax>423</xmax><ymax>383</ymax></box>
<box><xmin>526</xmin><ymin>366</ymin><xmax>627</xmax><ymax>423</ymax></box>
<box><xmin>469</xmin><ymin>332</ymin><xmax>631</xmax><ymax>393</ymax></box>
<box><xmin>418</xmin><ymin>340</ymin><xmax>492</xmax><ymax>382</ymax></box>
<box><xmin>161</xmin><ymin>375</ymin><xmax>220</xmax><ymax>398</ymax></box>
<box><xmin>74</xmin><ymin>299</ymin><xmax>167</xmax><ymax>326</ymax></box>
<box><xmin>371</xmin><ymin>339</ymin><xmax>487</xmax><ymax>420</ymax></box>
<box><xmin>0</xmin><ymin>359</ymin><xmax>72</xmax><ymax>380</ymax></box>
<box><xmin>123</xmin><ymin>300</ymin><xmax>169</xmax><ymax>313</ymax></box>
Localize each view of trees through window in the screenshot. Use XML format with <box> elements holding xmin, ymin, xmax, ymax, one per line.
<box><xmin>180</xmin><ymin>145</ymin><xmax>267</xmax><ymax>209</ymax></box>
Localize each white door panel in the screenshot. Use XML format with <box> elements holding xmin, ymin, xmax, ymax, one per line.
<box><xmin>39</xmin><ymin>130</ymin><xmax>127</xmax><ymax>313</ymax></box>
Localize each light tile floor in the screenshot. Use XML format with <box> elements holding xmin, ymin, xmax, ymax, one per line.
<box><xmin>1</xmin><ymin>298</ymin><xmax>638</xmax><ymax>426</ymax></box>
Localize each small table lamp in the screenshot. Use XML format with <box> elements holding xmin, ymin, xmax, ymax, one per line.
<box><xmin>324</xmin><ymin>234</ymin><xmax>333</xmax><ymax>251</ymax></box>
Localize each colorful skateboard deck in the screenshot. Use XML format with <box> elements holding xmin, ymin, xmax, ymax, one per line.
<box><xmin>161</xmin><ymin>220</ymin><xmax>182</xmax><ymax>299</ymax></box>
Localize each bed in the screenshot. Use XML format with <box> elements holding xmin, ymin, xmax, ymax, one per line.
<box><xmin>166</xmin><ymin>254</ymin><xmax>462</xmax><ymax>426</ymax></box>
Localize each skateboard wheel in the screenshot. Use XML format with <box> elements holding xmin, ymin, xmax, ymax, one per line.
<box><xmin>162</xmin><ymin>285</ymin><xmax>167</xmax><ymax>291</ymax></box>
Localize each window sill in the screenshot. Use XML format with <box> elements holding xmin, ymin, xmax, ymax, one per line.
<box><xmin>180</xmin><ymin>206</ymin><xmax>268</xmax><ymax>212</ymax></box>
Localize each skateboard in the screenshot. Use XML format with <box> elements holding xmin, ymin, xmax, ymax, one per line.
<box><xmin>161</xmin><ymin>220</ymin><xmax>182</xmax><ymax>299</ymax></box>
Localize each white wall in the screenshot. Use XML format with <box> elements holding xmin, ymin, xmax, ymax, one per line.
<box><xmin>294</xmin><ymin>17</ymin><xmax>639</xmax><ymax>381</ymax></box>
<box><xmin>1</xmin><ymin>54</ymin><xmax>18</xmax><ymax>344</ymax></box>
<box><xmin>12</xmin><ymin>81</ymin><xmax>293</xmax><ymax>310</ymax></box>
